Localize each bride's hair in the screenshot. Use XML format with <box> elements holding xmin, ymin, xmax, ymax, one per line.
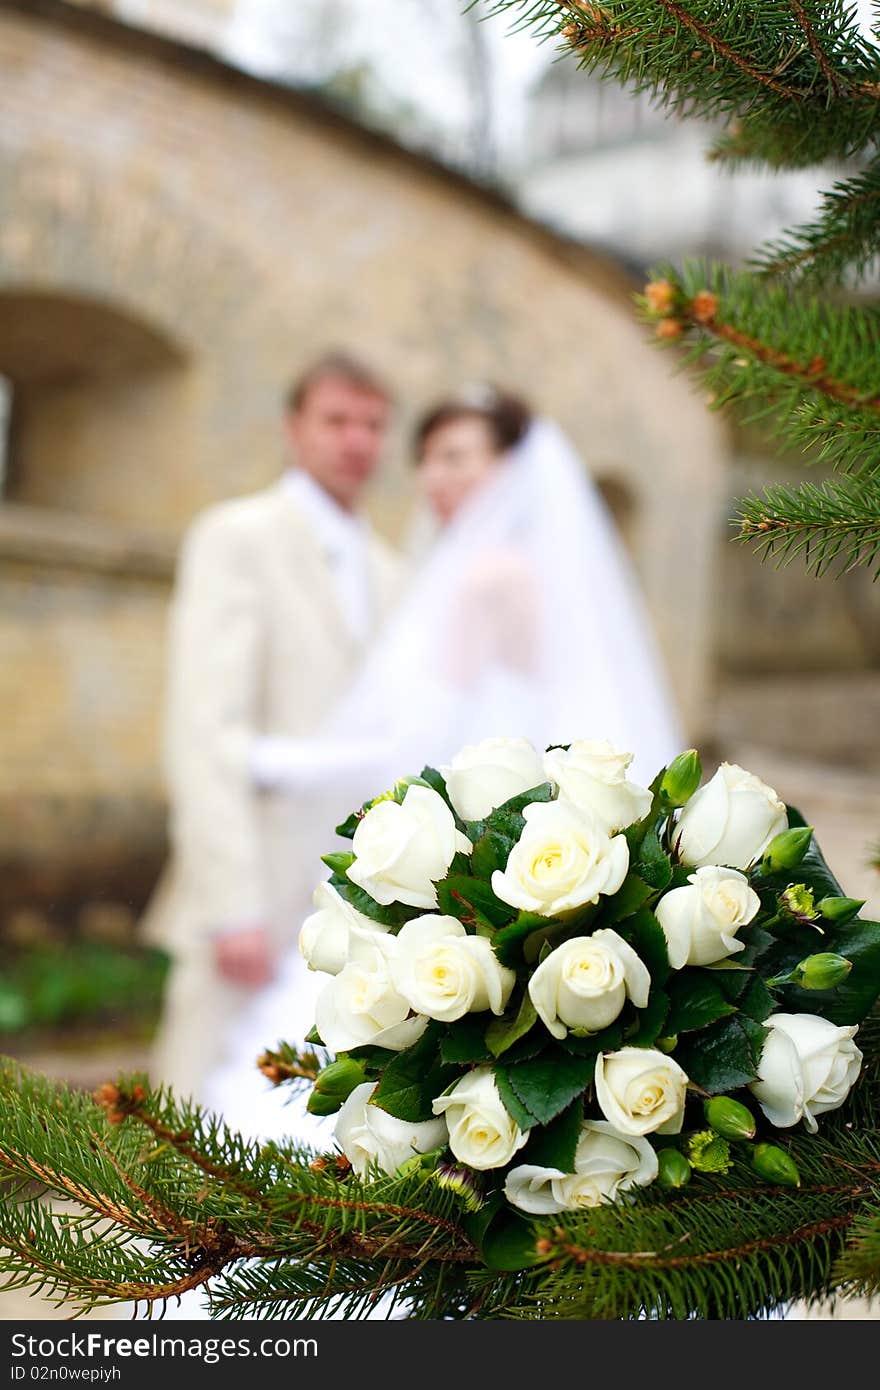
<box><xmin>414</xmin><ymin>385</ymin><xmax>531</xmax><ymax>459</ymax></box>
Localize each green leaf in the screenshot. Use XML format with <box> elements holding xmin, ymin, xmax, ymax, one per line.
<box><xmin>522</xmin><ymin>1099</ymin><xmax>582</xmax><ymax>1172</ymax></box>
<box><xmin>635</xmin><ymin>828</ymin><xmax>673</xmax><ymax>892</ymax></box>
<box><xmin>334</xmin><ymin>810</ymin><xmax>362</xmax><ymax>841</ymax></box>
<box><xmin>615</xmin><ymin>907</ymin><xmax>671</xmax><ymax>986</ymax></box>
<box><xmin>773</xmin><ymin>917</ymin><xmax>880</xmax><ymax>1027</ymax></box>
<box><xmin>463</xmin><ymin>782</ymin><xmax>554</xmax><ymax>844</ymax></box>
<box><xmin>419</xmin><ymin>765</ymin><xmax>452</xmax><ymax>807</ymax></box>
<box><xmin>486</xmin><ymin>991</ymin><xmax>538</xmax><ymax>1059</ymax></box>
<box><xmin>471</xmin><ymin>829</ymin><xmax>516</xmax><ymax>881</ymax></box>
<box><xmin>494</xmin><ymin>1068</ymin><xmax>538</xmax><ymax>1131</ymax></box>
<box><xmin>599</xmin><ymin>872</ymin><xmax>654</xmax><ymax>927</ymax></box>
<box><xmin>665</xmin><ymin>973</ymin><xmax>738</xmax><ymax>1034</ymax></box>
<box><xmin>371</xmin><ymin>1024</ymin><xmax>456</xmax><ymax>1122</ymax></box>
<box><xmin>676</xmin><ymin>1014</ymin><xmax>767</xmax><ymax>1094</ymax></box>
<box><xmin>559</xmin><ymin>1022</ymin><xmax>622</xmax><ymax>1058</ymax></box>
<box><xmin>625</xmin><ymin>988</ymin><xmax>671</xmax><ymax>1046</ymax></box>
<box><xmin>480</xmin><ymin>1213</ymin><xmax>544</xmax><ymax>1272</ymax></box>
<box><xmin>493</xmin><ymin>910</ymin><xmax>554</xmax><ymax>968</ymax></box>
<box><xmin>439</xmin><ymin>1016</ymin><xmax>493</xmax><ymax>1065</ymax></box>
<box><xmin>304</xmin><ymin>1025</ymin><xmax>324</xmax><ymax>1046</ymax></box>
<box><xmin>322</xmin><ymin>850</ymin><xmax>356</xmax><ymax>876</ymax></box>
<box><xmin>330</xmin><ymin>874</ymin><xmax>416</xmax><ymax>928</ymax></box>
<box><xmin>495</xmin><ymin>1049</ymin><xmax>596</xmax><ymax>1127</ymax></box>
<box><xmin>738</xmin><ymin>977</ymin><xmax>776</xmax><ymax>1024</ymax></box>
<box><xmin>436</xmin><ymin>874</ymin><xmax>512</xmax><ymax>929</ymax></box>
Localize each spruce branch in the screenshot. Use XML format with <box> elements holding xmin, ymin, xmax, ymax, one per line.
<box><xmin>642</xmin><ymin>265</ymin><xmax>880</xmax><ymax>487</ymax></box>
<box><xmin>491</xmin><ymin>1</ymin><xmax>880</xmax><ymax>166</ymax></box>
<box><xmin>753</xmin><ymin>160</ymin><xmax>880</xmax><ymax>286</ymax></box>
<box><xmin>737</xmin><ymin>475</ymin><xmax>880</xmax><ymax>577</ymax></box>
<box><xmin>3</xmin><ymin>1054</ymin><xmax>880</xmax><ymax>1319</ymax></box>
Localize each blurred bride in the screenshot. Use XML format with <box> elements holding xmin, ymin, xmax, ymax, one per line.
<box><xmin>200</xmin><ymin>387</ymin><xmax>684</xmax><ymax>1143</ymax></box>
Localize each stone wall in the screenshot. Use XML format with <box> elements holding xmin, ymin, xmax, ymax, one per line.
<box><xmin>0</xmin><ymin>0</ymin><xmax>728</xmax><ymax>931</ymax></box>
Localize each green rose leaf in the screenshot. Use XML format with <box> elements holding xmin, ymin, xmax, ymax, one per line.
<box><xmin>614</xmin><ymin>906</ymin><xmax>671</xmax><ymax>986</ymax></box>
<box><xmin>495</xmin><ymin>1048</ymin><xmax>596</xmax><ymax>1127</ymax></box>
<box><xmin>559</xmin><ymin>1021</ymin><xmax>622</xmax><ymax>1058</ymax></box>
<box><xmin>770</xmin><ymin>917</ymin><xmax>880</xmax><ymax>1027</ymax></box>
<box><xmin>675</xmin><ymin>1013</ymin><xmax>767</xmax><ymax>1094</ymax></box>
<box><xmin>371</xmin><ymin>1023</ymin><xmax>456</xmax><ymax>1122</ymax></box>
<box><xmin>436</xmin><ymin>874</ymin><xmax>512</xmax><ymax>930</ymax></box>
<box><xmin>493</xmin><ymin>1068</ymin><xmax>537</xmax><ymax>1131</ymax></box>
<box><xmin>471</xmin><ymin>830</ymin><xmax>516</xmax><ymax>882</ymax></box>
<box><xmin>419</xmin><ymin>765</ymin><xmax>454</xmax><ymax>810</ymax></box>
<box><xmin>322</xmin><ymin>850</ymin><xmax>356</xmax><ymax>876</ymax></box>
<box><xmin>493</xmin><ymin>910</ymin><xmax>555</xmax><ymax>968</ymax></box>
<box><xmin>464</xmin><ymin>782</ymin><xmax>555</xmax><ymax>844</ymax></box>
<box><xmin>665</xmin><ymin>973</ymin><xmax>738</xmax><ymax>1034</ymax></box>
<box><xmin>522</xmin><ymin>1098</ymin><xmax>582</xmax><ymax>1172</ymax></box>
<box><xmin>486</xmin><ymin>991</ymin><xmax>539</xmax><ymax>1058</ymax></box>
<box><xmin>330</xmin><ymin>874</ymin><xmax>416</xmax><ymax>928</ymax></box>
<box><xmin>635</xmin><ymin>827</ymin><xmax>673</xmax><ymax>892</ymax></box>
<box><xmin>480</xmin><ymin>1212</ymin><xmax>545</xmax><ymax>1271</ymax></box>
<box><xmin>599</xmin><ymin>872</ymin><xmax>654</xmax><ymax>927</ymax></box>
<box><xmin>738</xmin><ymin>976</ymin><xmax>776</xmax><ymax>1024</ymax></box>
<box><xmin>624</xmin><ymin>987</ymin><xmax>671</xmax><ymax>1046</ymax></box>
<box><xmin>439</xmin><ymin>1016</ymin><xmax>493</xmax><ymax>1065</ymax></box>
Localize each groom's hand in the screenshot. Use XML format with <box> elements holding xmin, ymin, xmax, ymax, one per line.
<box><xmin>212</xmin><ymin>924</ymin><xmax>274</xmax><ymax>987</ymax></box>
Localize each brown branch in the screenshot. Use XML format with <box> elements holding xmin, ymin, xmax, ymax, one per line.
<box><xmin>683</xmin><ymin>307</ymin><xmax>880</xmax><ymax>414</ymax></box>
<box><xmin>789</xmin><ymin>0</ymin><xmax>843</xmax><ymax>95</ymax></box>
<box><xmin>545</xmin><ymin>1212</ymin><xmax>855</xmax><ymax>1272</ymax></box>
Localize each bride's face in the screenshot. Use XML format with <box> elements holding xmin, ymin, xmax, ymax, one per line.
<box><xmin>418</xmin><ymin>415</ymin><xmax>501</xmax><ymax>524</ymax></box>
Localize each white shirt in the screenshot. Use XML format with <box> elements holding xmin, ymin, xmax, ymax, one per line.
<box><xmin>248</xmin><ymin>471</ymin><xmax>383</xmax><ymax>803</ymax></box>
<box><xmin>282</xmin><ymin>469</ymin><xmax>372</xmax><ymax>642</ymax></box>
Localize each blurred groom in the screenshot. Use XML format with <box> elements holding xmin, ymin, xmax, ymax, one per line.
<box><xmin>144</xmin><ymin>353</ymin><xmax>400</xmax><ymax>1099</ymax></box>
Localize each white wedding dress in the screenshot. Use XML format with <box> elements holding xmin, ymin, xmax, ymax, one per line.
<box><xmin>200</xmin><ymin>419</ymin><xmax>684</xmax><ymax>1146</ymax></box>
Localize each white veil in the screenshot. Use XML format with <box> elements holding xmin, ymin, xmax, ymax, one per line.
<box><xmin>322</xmin><ymin>419</ymin><xmax>684</xmax><ymax>785</ymax></box>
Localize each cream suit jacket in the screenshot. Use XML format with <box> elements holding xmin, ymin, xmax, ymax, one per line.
<box><xmin>144</xmin><ymin>482</ymin><xmax>400</xmax><ymax>1094</ymax></box>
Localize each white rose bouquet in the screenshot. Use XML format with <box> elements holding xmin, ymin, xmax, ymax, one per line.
<box><xmin>293</xmin><ymin>736</ymin><xmax>880</xmax><ymax>1268</ymax></box>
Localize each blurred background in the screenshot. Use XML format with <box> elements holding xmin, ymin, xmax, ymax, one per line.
<box><xmin>0</xmin><ymin>0</ymin><xmax>878</xmax><ymax>1092</ymax></box>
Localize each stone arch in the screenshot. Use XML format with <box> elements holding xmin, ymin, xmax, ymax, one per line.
<box><xmin>0</xmin><ymin>289</ymin><xmax>186</xmax><ymax>517</ymax></box>
<box><xmin>0</xmin><ymin>148</ymin><xmax>292</xmax><ymax>528</ymax></box>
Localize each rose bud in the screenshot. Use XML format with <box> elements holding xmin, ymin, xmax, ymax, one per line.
<box><xmin>656</xmin><ymin>1148</ymin><xmax>692</xmax><ymax>1189</ymax></box>
<box><xmin>704</xmin><ymin>1095</ymin><xmax>757</xmax><ymax>1141</ymax></box>
<box><xmin>751</xmin><ymin>1142</ymin><xmax>800</xmax><ymax>1188</ymax></box>
<box><xmin>779</xmin><ymin>883</ymin><xmax>819</xmax><ymax>926</ymax></box>
<box><xmin>307</xmin><ymin>1058</ymin><xmax>367</xmax><ymax>1115</ymax></box>
<box><xmin>790</xmin><ymin>952</ymin><xmax>853</xmax><ymax>991</ymax></box>
<box><xmin>816</xmin><ymin>896</ymin><xmax>864</xmax><ymax>925</ymax></box>
<box><xmin>761</xmin><ymin>826</ymin><xmax>814</xmax><ymax>874</ymax></box>
<box><xmin>660</xmin><ymin>749</ymin><xmax>702</xmax><ymax>807</ymax></box>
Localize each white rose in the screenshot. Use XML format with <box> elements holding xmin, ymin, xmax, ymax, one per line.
<box><xmin>595</xmin><ymin>1046</ymin><xmax>689</xmax><ymax>1136</ymax></box>
<box><xmin>654</xmin><ymin>866</ymin><xmax>760</xmax><ymax>969</ymax></box>
<box><xmin>431</xmin><ymin>1068</ymin><xmax>528</xmax><ymax>1170</ymax></box>
<box><xmin>441</xmin><ymin>737</ymin><xmax>546</xmax><ymax>823</ymax></box>
<box><xmin>505</xmin><ymin>1120</ymin><xmax>658</xmax><ymax>1213</ymax></box>
<box><xmin>391</xmin><ymin>915</ymin><xmax>515</xmax><ymax>1023</ymax></box>
<box><xmin>315</xmin><ymin>942</ymin><xmax>427</xmax><ymax>1053</ymax></box>
<box><xmin>749</xmin><ymin>1012</ymin><xmax>862</xmax><ymax>1134</ymax></box>
<box><xmin>347</xmin><ymin>784</ymin><xmax>472</xmax><ymax>910</ymax></box>
<box><xmin>528</xmin><ymin>929</ymin><xmax>651</xmax><ymax>1040</ymax></box>
<box><xmin>491</xmin><ymin>800</ymin><xmax>629</xmax><ymax>917</ymax></box>
<box><xmin>544</xmin><ymin>740</ymin><xmax>652</xmax><ymax>834</ymax></box>
<box><xmin>675</xmin><ymin>762</ymin><xmax>788</xmax><ymax>870</ymax></box>
<box><xmin>299</xmin><ymin>881</ymin><xmax>390</xmax><ymax>976</ymax></box>
<box><xmin>335</xmin><ymin>1082</ymin><xmax>447</xmax><ymax>1178</ymax></box>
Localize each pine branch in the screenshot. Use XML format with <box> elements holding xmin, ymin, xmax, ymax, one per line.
<box><xmin>753</xmin><ymin>159</ymin><xmax>880</xmax><ymax>286</ymax></box>
<box><xmin>490</xmin><ymin>1</ymin><xmax>880</xmax><ymax>167</ymax></box>
<box><xmin>642</xmin><ymin>264</ymin><xmax>880</xmax><ymax>481</ymax></box>
<box><xmin>3</xmin><ymin>1054</ymin><xmax>880</xmax><ymax>1319</ymax></box>
<box><xmin>738</xmin><ymin>475</ymin><xmax>880</xmax><ymax>577</ymax></box>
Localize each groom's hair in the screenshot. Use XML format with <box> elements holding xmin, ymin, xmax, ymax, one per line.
<box><xmin>285</xmin><ymin>352</ymin><xmax>393</xmax><ymax>413</ymax></box>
